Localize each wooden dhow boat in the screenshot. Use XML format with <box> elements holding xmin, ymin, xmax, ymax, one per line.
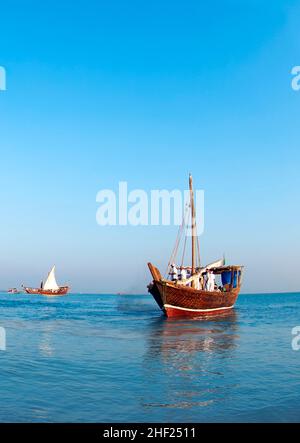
<box><xmin>23</xmin><ymin>265</ymin><xmax>69</xmax><ymax>296</ymax></box>
<box><xmin>148</xmin><ymin>175</ymin><xmax>243</xmax><ymax>318</ymax></box>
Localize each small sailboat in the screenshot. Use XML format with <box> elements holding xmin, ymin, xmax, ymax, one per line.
<box><xmin>7</xmin><ymin>288</ymin><xmax>21</xmax><ymax>294</ymax></box>
<box><xmin>147</xmin><ymin>174</ymin><xmax>244</xmax><ymax>317</ymax></box>
<box><xmin>23</xmin><ymin>266</ymin><xmax>69</xmax><ymax>296</ymax></box>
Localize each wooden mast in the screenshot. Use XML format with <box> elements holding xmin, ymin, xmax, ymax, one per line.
<box><xmin>189</xmin><ymin>174</ymin><xmax>197</xmax><ymax>283</ymax></box>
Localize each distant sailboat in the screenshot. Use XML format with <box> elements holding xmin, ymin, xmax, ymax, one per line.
<box><xmin>23</xmin><ymin>266</ymin><xmax>69</xmax><ymax>296</ymax></box>
<box><xmin>7</xmin><ymin>288</ymin><xmax>21</xmax><ymax>294</ymax></box>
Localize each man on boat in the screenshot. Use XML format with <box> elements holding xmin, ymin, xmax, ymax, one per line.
<box><xmin>180</xmin><ymin>267</ymin><xmax>187</xmax><ymax>281</ymax></box>
<box><xmin>206</xmin><ymin>270</ymin><xmax>216</xmax><ymax>291</ymax></box>
<box><xmin>170</xmin><ymin>263</ymin><xmax>178</xmax><ymax>281</ymax></box>
<box><xmin>200</xmin><ymin>274</ymin><xmax>205</xmax><ymax>290</ymax></box>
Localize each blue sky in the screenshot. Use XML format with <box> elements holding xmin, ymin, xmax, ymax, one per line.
<box><xmin>0</xmin><ymin>0</ymin><xmax>299</xmax><ymax>293</ymax></box>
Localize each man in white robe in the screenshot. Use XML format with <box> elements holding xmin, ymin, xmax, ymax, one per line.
<box><xmin>180</xmin><ymin>268</ymin><xmax>187</xmax><ymax>281</ymax></box>
<box><xmin>170</xmin><ymin>263</ymin><xmax>178</xmax><ymax>281</ymax></box>
<box><xmin>206</xmin><ymin>271</ymin><xmax>216</xmax><ymax>291</ymax></box>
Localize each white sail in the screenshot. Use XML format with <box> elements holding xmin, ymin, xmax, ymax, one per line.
<box><xmin>205</xmin><ymin>258</ymin><xmax>225</xmax><ymax>270</ymax></box>
<box><xmin>43</xmin><ymin>266</ymin><xmax>60</xmax><ymax>290</ymax></box>
<box><xmin>199</xmin><ymin>258</ymin><xmax>225</xmax><ymax>275</ymax></box>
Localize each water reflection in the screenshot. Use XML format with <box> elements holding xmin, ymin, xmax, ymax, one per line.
<box><xmin>142</xmin><ymin>310</ymin><xmax>240</xmax><ymax>413</ymax></box>
<box><xmin>38</xmin><ymin>323</ymin><xmax>56</xmax><ymax>357</ymax></box>
<box><xmin>146</xmin><ymin>310</ymin><xmax>239</xmax><ymax>359</ymax></box>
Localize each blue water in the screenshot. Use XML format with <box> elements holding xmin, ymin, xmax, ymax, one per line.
<box><xmin>0</xmin><ymin>291</ymin><xmax>300</xmax><ymax>422</ymax></box>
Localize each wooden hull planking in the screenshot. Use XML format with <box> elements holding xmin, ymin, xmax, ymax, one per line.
<box><xmin>148</xmin><ymin>279</ymin><xmax>240</xmax><ymax>318</ymax></box>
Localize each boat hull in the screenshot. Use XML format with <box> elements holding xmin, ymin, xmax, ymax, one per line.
<box><xmin>24</xmin><ymin>286</ymin><xmax>69</xmax><ymax>296</ymax></box>
<box><xmin>164</xmin><ymin>304</ymin><xmax>234</xmax><ymax>317</ymax></box>
<box><xmin>148</xmin><ymin>280</ymin><xmax>240</xmax><ymax>318</ymax></box>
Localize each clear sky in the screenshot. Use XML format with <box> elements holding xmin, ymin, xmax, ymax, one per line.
<box><xmin>0</xmin><ymin>0</ymin><xmax>299</xmax><ymax>293</ymax></box>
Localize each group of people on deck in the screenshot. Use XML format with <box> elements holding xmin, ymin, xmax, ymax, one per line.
<box><xmin>169</xmin><ymin>263</ymin><xmax>219</xmax><ymax>292</ymax></box>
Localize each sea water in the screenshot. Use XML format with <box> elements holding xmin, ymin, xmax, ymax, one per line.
<box><xmin>0</xmin><ymin>292</ymin><xmax>299</xmax><ymax>422</ymax></box>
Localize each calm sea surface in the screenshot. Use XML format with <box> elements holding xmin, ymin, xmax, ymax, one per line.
<box><xmin>0</xmin><ymin>292</ymin><xmax>299</xmax><ymax>422</ymax></box>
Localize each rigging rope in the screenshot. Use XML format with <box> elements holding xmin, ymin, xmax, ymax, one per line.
<box><xmin>197</xmin><ymin>234</ymin><xmax>201</xmax><ymax>269</ymax></box>
<box><xmin>164</xmin><ymin>201</ymin><xmax>190</xmax><ymax>277</ymax></box>
<box><xmin>180</xmin><ymin>208</ymin><xmax>190</xmax><ymax>268</ymax></box>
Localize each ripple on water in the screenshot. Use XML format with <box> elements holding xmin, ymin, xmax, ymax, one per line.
<box><xmin>0</xmin><ymin>292</ymin><xmax>299</xmax><ymax>422</ymax></box>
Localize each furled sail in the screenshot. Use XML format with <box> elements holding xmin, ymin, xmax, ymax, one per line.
<box><xmin>199</xmin><ymin>257</ymin><xmax>225</xmax><ymax>275</ymax></box>
<box><xmin>205</xmin><ymin>258</ymin><xmax>225</xmax><ymax>270</ymax></box>
<box><xmin>43</xmin><ymin>266</ymin><xmax>60</xmax><ymax>290</ymax></box>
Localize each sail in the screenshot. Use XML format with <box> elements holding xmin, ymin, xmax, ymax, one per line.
<box><xmin>43</xmin><ymin>266</ymin><xmax>60</xmax><ymax>290</ymax></box>
<box><xmin>205</xmin><ymin>258</ymin><xmax>225</xmax><ymax>270</ymax></box>
<box><xmin>199</xmin><ymin>258</ymin><xmax>225</xmax><ymax>275</ymax></box>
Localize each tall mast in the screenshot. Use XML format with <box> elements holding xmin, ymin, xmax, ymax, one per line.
<box><xmin>189</xmin><ymin>174</ymin><xmax>197</xmax><ymax>276</ymax></box>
